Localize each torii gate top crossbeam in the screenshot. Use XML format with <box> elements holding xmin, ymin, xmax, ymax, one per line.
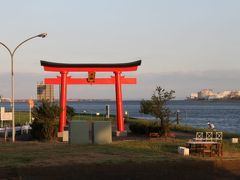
<box><xmin>41</xmin><ymin>60</ymin><xmax>141</xmax><ymax>72</ymax></box>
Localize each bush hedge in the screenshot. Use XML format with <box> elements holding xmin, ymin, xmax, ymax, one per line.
<box><xmin>31</xmin><ymin>120</ymin><xmax>58</xmax><ymax>140</ymax></box>
<box><xmin>31</xmin><ymin>100</ymin><xmax>60</xmax><ymax>141</ymax></box>
<box><xmin>129</xmin><ymin>121</ymin><xmax>162</xmax><ymax>135</ymax></box>
<box><xmin>129</xmin><ymin>120</ymin><xmax>240</xmax><ymax>139</ymax></box>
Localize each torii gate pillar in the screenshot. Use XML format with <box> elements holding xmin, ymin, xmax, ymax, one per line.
<box><xmin>114</xmin><ymin>71</ymin><xmax>124</xmax><ymax>132</ymax></box>
<box><xmin>59</xmin><ymin>71</ymin><xmax>68</xmax><ymax>132</ymax></box>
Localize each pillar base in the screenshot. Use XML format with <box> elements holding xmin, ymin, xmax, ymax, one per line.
<box><xmin>57</xmin><ymin>131</ymin><xmax>69</xmax><ymax>142</ymax></box>
<box><xmin>113</xmin><ymin>130</ymin><xmax>127</xmax><ymax>137</ymax></box>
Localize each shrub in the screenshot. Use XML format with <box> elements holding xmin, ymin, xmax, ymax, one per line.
<box><xmin>129</xmin><ymin>122</ymin><xmax>147</xmax><ymax>134</ymax></box>
<box><xmin>31</xmin><ymin>100</ymin><xmax>60</xmax><ymax>141</ymax></box>
<box><xmin>31</xmin><ymin>120</ymin><xmax>58</xmax><ymax>140</ymax></box>
<box><xmin>129</xmin><ymin>121</ymin><xmax>162</xmax><ymax>135</ymax></box>
<box><xmin>147</xmin><ymin>122</ymin><xmax>162</xmax><ymax>134</ymax></box>
<box><xmin>140</xmin><ymin>86</ymin><xmax>175</xmax><ymax>135</ymax></box>
<box><xmin>67</xmin><ymin>106</ymin><xmax>75</xmax><ymax>121</ymax></box>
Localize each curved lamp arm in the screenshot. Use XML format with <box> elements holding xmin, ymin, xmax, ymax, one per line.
<box><xmin>0</xmin><ymin>33</ymin><xmax>47</xmax><ymax>75</ymax></box>
<box><xmin>0</xmin><ymin>41</ymin><xmax>12</xmax><ymax>56</ymax></box>
<box><xmin>0</xmin><ymin>33</ymin><xmax>47</xmax><ymax>56</ymax></box>
<box><xmin>12</xmin><ymin>33</ymin><xmax>47</xmax><ymax>56</ymax></box>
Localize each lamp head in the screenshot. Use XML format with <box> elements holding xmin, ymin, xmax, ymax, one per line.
<box><xmin>38</xmin><ymin>33</ymin><xmax>47</xmax><ymax>38</ymax></box>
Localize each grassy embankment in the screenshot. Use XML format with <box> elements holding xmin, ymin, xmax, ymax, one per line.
<box><xmin>1</xmin><ymin>134</ymin><xmax>240</xmax><ymax>168</ymax></box>
<box><xmin>0</xmin><ymin>113</ymin><xmax>240</xmax><ymax>167</ymax></box>
<box><xmin>4</xmin><ymin>112</ymin><xmax>114</xmax><ymax>126</ymax></box>
<box><xmin>11</xmin><ymin>112</ymin><xmax>114</xmax><ymax>125</ymax></box>
<box><xmin>5</xmin><ymin>111</ymin><xmax>240</xmax><ymax>138</ymax></box>
<box><xmin>6</xmin><ymin>111</ymin><xmax>240</xmax><ymax>139</ymax></box>
<box><xmin>125</xmin><ymin>117</ymin><xmax>240</xmax><ymax>139</ymax></box>
<box><xmin>1</xmin><ymin>111</ymin><xmax>30</xmax><ymax>126</ymax></box>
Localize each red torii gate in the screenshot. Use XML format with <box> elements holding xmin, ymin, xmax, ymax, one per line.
<box><xmin>40</xmin><ymin>60</ymin><xmax>141</xmax><ymax>133</ymax></box>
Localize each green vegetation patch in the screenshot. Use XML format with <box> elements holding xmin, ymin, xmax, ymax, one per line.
<box><xmin>73</xmin><ymin>114</ymin><xmax>115</xmax><ymax>122</ymax></box>
<box><xmin>0</xmin><ymin>139</ymin><xmax>189</xmax><ymax>168</ymax></box>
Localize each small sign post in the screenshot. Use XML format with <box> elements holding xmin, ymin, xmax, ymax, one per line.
<box><xmin>28</xmin><ymin>98</ymin><xmax>34</xmax><ymax>123</ymax></box>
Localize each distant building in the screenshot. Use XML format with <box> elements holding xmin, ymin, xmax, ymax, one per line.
<box><xmin>190</xmin><ymin>93</ymin><xmax>198</xmax><ymax>99</ymax></box>
<box><xmin>198</xmin><ymin>89</ymin><xmax>215</xmax><ymax>100</ymax></box>
<box><xmin>229</xmin><ymin>90</ymin><xmax>240</xmax><ymax>98</ymax></box>
<box><xmin>216</xmin><ymin>91</ymin><xmax>231</xmax><ymax>99</ymax></box>
<box><xmin>189</xmin><ymin>89</ymin><xmax>240</xmax><ymax>100</ymax></box>
<box><xmin>37</xmin><ymin>82</ymin><xmax>54</xmax><ymax>102</ymax></box>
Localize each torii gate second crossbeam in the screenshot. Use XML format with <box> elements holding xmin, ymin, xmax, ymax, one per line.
<box><xmin>40</xmin><ymin>60</ymin><xmax>141</xmax><ymax>133</ymax></box>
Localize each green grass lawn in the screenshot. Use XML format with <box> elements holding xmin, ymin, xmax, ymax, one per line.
<box><xmin>15</xmin><ymin>111</ymin><xmax>30</xmax><ymax>125</ymax></box>
<box><xmin>4</xmin><ymin>112</ymin><xmax>114</xmax><ymax>126</ymax></box>
<box><xmin>0</xmin><ymin>136</ymin><xmax>239</xmax><ymax>168</ymax></box>
<box><xmin>0</xmin><ymin>138</ymin><xmax>190</xmax><ymax>168</ymax></box>
<box><xmin>1</xmin><ymin>112</ymin><xmax>240</xmax><ymax>179</ymax></box>
<box><xmin>73</xmin><ymin>114</ymin><xmax>115</xmax><ymax>122</ymax></box>
<box><xmin>1</xmin><ymin>111</ymin><xmax>239</xmax><ymax>169</ymax></box>
<box><xmin>4</xmin><ymin>111</ymin><xmax>240</xmax><ymax>139</ymax></box>
<box><xmin>2</xmin><ymin>111</ymin><xmax>31</xmax><ymax>126</ymax></box>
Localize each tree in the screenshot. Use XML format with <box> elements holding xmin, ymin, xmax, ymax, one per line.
<box><xmin>67</xmin><ymin>105</ymin><xmax>75</xmax><ymax>121</ymax></box>
<box><xmin>31</xmin><ymin>100</ymin><xmax>60</xmax><ymax>140</ymax></box>
<box><xmin>140</xmin><ymin>86</ymin><xmax>175</xmax><ymax>135</ymax></box>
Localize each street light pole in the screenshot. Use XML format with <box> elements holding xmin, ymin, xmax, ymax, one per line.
<box><xmin>0</xmin><ymin>33</ymin><xmax>47</xmax><ymax>142</ymax></box>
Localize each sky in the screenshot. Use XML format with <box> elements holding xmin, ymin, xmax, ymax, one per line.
<box><xmin>0</xmin><ymin>0</ymin><xmax>240</xmax><ymax>100</ymax></box>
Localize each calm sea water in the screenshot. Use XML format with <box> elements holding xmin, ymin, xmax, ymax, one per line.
<box><xmin>2</xmin><ymin>100</ymin><xmax>240</xmax><ymax>134</ymax></box>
